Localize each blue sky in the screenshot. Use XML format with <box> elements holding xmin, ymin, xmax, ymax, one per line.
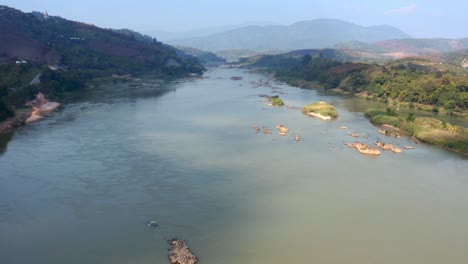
<box><xmin>2</xmin><ymin>0</ymin><xmax>467</xmax><ymax>38</ymax></box>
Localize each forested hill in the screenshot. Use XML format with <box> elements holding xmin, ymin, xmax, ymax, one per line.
<box><xmin>0</xmin><ymin>5</ymin><xmax>204</xmax><ymax>123</ymax></box>
<box><xmin>0</xmin><ymin>5</ymin><xmax>203</xmax><ymax>75</ymax></box>
<box><xmin>241</xmin><ymin>50</ymin><xmax>468</xmax><ymax>114</ymax></box>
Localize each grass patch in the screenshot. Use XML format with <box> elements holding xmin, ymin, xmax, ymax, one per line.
<box><xmin>364</xmin><ymin>108</ymin><xmax>386</xmax><ymax>119</ymax></box>
<box><xmin>270</xmin><ymin>96</ymin><xmax>284</xmax><ymax>106</ymax></box>
<box><xmin>364</xmin><ymin>108</ymin><xmax>468</xmax><ymax>155</ymax></box>
<box><xmin>371</xmin><ymin>115</ymin><xmax>400</xmax><ymax>127</ymax></box>
<box><xmin>302</xmin><ymin>102</ymin><xmax>338</xmax><ymax>118</ymax></box>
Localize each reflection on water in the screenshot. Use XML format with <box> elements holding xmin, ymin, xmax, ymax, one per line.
<box><xmin>0</xmin><ymin>132</ymin><xmax>13</xmax><ymax>155</ymax></box>
<box><xmin>0</xmin><ymin>68</ymin><xmax>467</xmax><ymax>264</ymax></box>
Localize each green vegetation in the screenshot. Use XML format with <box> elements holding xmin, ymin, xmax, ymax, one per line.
<box><xmin>364</xmin><ymin>108</ymin><xmax>386</xmax><ymax>118</ymax></box>
<box><xmin>364</xmin><ymin>108</ymin><xmax>468</xmax><ymax>155</ymax></box>
<box><xmin>371</xmin><ymin>115</ymin><xmax>400</xmax><ymax>127</ymax></box>
<box><xmin>243</xmin><ymin>53</ymin><xmax>468</xmax><ymax>116</ymax></box>
<box><xmin>0</xmin><ymin>6</ymin><xmax>204</xmax><ymax>123</ymax></box>
<box><xmin>301</xmin><ymin>102</ymin><xmax>338</xmax><ymax>119</ymax></box>
<box><xmin>270</xmin><ymin>95</ymin><xmax>284</xmax><ymax>106</ymax></box>
<box><xmin>365</xmin><ymin>107</ymin><xmax>400</xmax><ymax>126</ymax></box>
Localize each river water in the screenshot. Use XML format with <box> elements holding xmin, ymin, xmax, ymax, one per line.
<box><xmin>0</xmin><ymin>68</ymin><xmax>467</xmax><ymax>264</ymax></box>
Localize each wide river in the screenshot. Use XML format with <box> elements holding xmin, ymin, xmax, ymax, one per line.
<box><xmin>1</xmin><ymin>68</ymin><xmax>467</xmax><ymax>264</ymax></box>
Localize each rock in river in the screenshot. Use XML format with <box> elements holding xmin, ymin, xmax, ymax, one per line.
<box><xmin>169</xmin><ymin>239</ymin><xmax>197</xmax><ymax>264</ymax></box>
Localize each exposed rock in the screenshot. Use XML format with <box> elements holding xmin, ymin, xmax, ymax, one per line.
<box><xmin>346</xmin><ymin>142</ymin><xmax>381</xmax><ymax>156</ymax></box>
<box><xmin>347</xmin><ymin>132</ymin><xmax>359</xmax><ymax>138</ymax></box>
<box><xmin>251</xmin><ymin>125</ymin><xmax>260</xmax><ymax>133</ymax></box>
<box><xmin>340</xmin><ymin>126</ymin><xmax>348</xmax><ymax>130</ymax></box>
<box><xmin>295</xmin><ymin>134</ymin><xmax>300</xmax><ymax>141</ymax></box>
<box><xmin>411</xmin><ymin>136</ymin><xmax>421</xmax><ymax>144</ymax></box>
<box><xmin>404</xmin><ymin>146</ymin><xmax>414</xmax><ymax>149</ymax></box>
<box><xmin>147</xmin><ymin>220</ymin><xmax>158</xmax><ymax>227</ymax></box>
<box><xmin>276</xmin><ymin>124</ymin><xmax>289</xmax><ymax>136</ymax></box>
<box><xmin>375</xmin><ymin>140</ymin><xmax>402</xmax><ymax>153</ymax></box>
<box><xmin>378</xmin><ymin>129</ymin><xmax>400</xmax><ymax>137</ymax></box>
<box><xmin>25</xmin><ymin>93</ymin><xmax>60</xmax><ymax>123</ymax></box>
<box><xmin>169</xmin><ymin>239</ymin><xmax>197</xmax><ymax>264</ymax></box>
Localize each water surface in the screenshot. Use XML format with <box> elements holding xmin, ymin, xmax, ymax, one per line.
<box><xmin>1</xmin><ymin>68</ymin><xmax>467</xmax><ymax>264</ymax></box>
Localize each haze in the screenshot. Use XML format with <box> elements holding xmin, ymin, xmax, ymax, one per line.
<box><xmin>3</xmin><ymin>0</ymin><xmax>468</xmax><ymax>39</ymax></box>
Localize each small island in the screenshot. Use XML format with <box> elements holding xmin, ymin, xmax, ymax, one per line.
<box><xmin>269</xmin><ymin>95</ymin><xmax>284</xmax><ymax>106</ymax></box>
<box><xmin>301</xmin><ymin>102</ymin><xmax>338</xmax><ymax>120</ymax></box>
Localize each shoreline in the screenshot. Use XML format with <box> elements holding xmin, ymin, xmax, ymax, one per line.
<box><xmin>0</xmin><ymin>111</ymin><xmax>31</xmax><ymax>134</ymax></box>
<box><xmin>273</xmin><ymin>75</ymin><xmax>468</xmax><ymax>120</ymax></box>
<box><xmin>307</xmin><ymin>112</ymin><xmax>332</xmax><ymax>120</ymax></box>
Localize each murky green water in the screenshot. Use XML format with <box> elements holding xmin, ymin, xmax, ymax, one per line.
<box><xmin>1</xmin><ymin>68</ymin><xmax>467</xmax><ymax>264</ymax></box>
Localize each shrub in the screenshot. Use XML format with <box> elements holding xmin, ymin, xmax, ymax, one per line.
<box><xmin>364</xmin><ymin>108</ymin><xmax>386</xmax><ymax>119</ymax></box>
<box><xmin>271</xmin><ymin>96</ymin><xmax>284</xmax><ymax>106</ymax></box>
<box><xmin>386</xmin><ymin>107</ymin><xmax>398</xmax><ymax>116</ymax></box>
<box><xmin>443</xmin><ymin>100</ymin><xmax>456</xmax><ymax>110</ymax></box>
<box><xmin>371</xmin><ymin>115</ymin><xmax>400</xmax><ymax>127</ymax></box>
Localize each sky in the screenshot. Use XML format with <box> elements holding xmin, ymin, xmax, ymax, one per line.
<box><xmin>2</xmin><ymin>0</ymin><xmax>467</xmax><ymax>38</ymax></box>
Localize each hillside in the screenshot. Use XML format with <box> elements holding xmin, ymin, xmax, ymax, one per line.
<box><xmin>241</xmin><ymin>51</ymin><xmax>468</xmax><ymax>113</ymax></box>
<box><xmin>0</xmin><ymin>6</ymin><xmax>203</xmax><ymax>76</ymax></box>
<box><xmin>168</xmin><ymin>19</ymin><xmax>409</xmax><ymax>52</ymax></box>
<box><xmin>0</xmin><ymin>5</ymin><xmax>204</xmax><ymax>123</ymax></box>
<box><xmin>172</xmin><ymin>46</ymin><xmax>226</xmax><ymax>65</ymax></box>
<box><xmin>376</xmin><ymin>38</ymin><xmax>468</xmax><ymax>54</ymax></box>
<box><xmin>335</xmin><ymin>39</ymin><xmax>468</xmax><ymax>60</ymax></box>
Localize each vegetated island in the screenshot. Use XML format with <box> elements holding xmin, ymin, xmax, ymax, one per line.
<box><xmin>240</xmin><ymin>50</ymin><xmax>468</xmax><ymax>118</ymax></box>
<box><xmin>301</xmin><ymin>101</ymin><xmax>338</xmax><ymax>120</ymax></box>
<box><xmin>269</xmin><ymin>95</ymin><xmax>284</xmax><ymax>106</ymax></box>
<box><xmin>365</xmin><ymin>108</ymin><xmax>468</xmax><ymax>155</ymax></box>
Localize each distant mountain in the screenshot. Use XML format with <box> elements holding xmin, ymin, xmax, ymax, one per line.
<box><xmin>334</xmin><ymin>39</ymin><xmax>468</xmax><ymax>60</ymax></box>
<box><xmin>376</xmin><ymin>38</ymin><xmax>468</xmax><ymax>54</ymax></box>
<box><xmin>172</xmin><ymin>46</ymin><xmax>226</xmax><ymax>65</ymax></box>
<box><xmin>145</xmin><ymin>22</ymin><xmax>279</xmax><ymax>42</ymax></box>
<box><xmin>168</xmin><ymin>19</ymin><xmax>410</xmax><ymax>52</ymax></box>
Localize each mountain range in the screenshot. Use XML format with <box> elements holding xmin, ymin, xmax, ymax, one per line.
<box><xmin>167</xmin><ymin>19</ymin><xmax>410</xmax><ymax>52</ymax></box>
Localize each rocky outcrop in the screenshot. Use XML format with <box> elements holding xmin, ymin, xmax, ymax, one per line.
<box><xmin>169</xmin><ymin>239</ymin><xmax>197</xmax><ymax>264</ymax></box>
<box><xmin>251</xmin><ymin>125</ymin><xmax>260</xmax><ymax>133</ymax></box>
<box><xmin>25</xmin><ymin>93</ymin><xmax>60</xmax><ymax>123</ymax></box>
<box><xmin>346</xmin><ymin>142</ymin><xmax>381</xmax><ymax>156</ymax></box>
<box><xmin>375</xmin><ymin>140</ymin><xmax>402</xmax><ymax>153</ymax></box>
<box><xmin>276</xmin><ymin>124</ymin><xmax>289</xmax><ymax>136</ymax></box>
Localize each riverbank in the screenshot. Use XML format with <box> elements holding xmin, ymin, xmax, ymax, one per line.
<box><xmin>364</xmin><ymin>108</ymin><xmax>468</xmax><ymax>155</ymax></box>
<box><xmin>0</xmin><ymin>111</ymin><xmax>31</xmax><ymax>134</ymax></box>
<box><xmin>2</xmin><ymin>67</ymin><xmax>468</xmax><ymax>264</ymax></box>
<box><xmin>280</xmin><ymin>76</ymin><xmax>468</xmax><ymax>119</ymax></box>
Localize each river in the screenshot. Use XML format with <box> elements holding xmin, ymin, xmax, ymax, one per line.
<box><xmin>1</xmin><ymin>67</ymin><xmax>467</xmax><ymax>264</ymax></box>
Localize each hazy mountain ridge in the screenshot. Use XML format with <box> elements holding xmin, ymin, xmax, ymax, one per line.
<box><xmin>376</xmin><ymin>38</ymin><xmax>468</xmax><ymax>53</ymax></box>
<box><xmin>168</xmin><ymin>18</ymin><xmax>410</xmax><ymax>52</ymax></box>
